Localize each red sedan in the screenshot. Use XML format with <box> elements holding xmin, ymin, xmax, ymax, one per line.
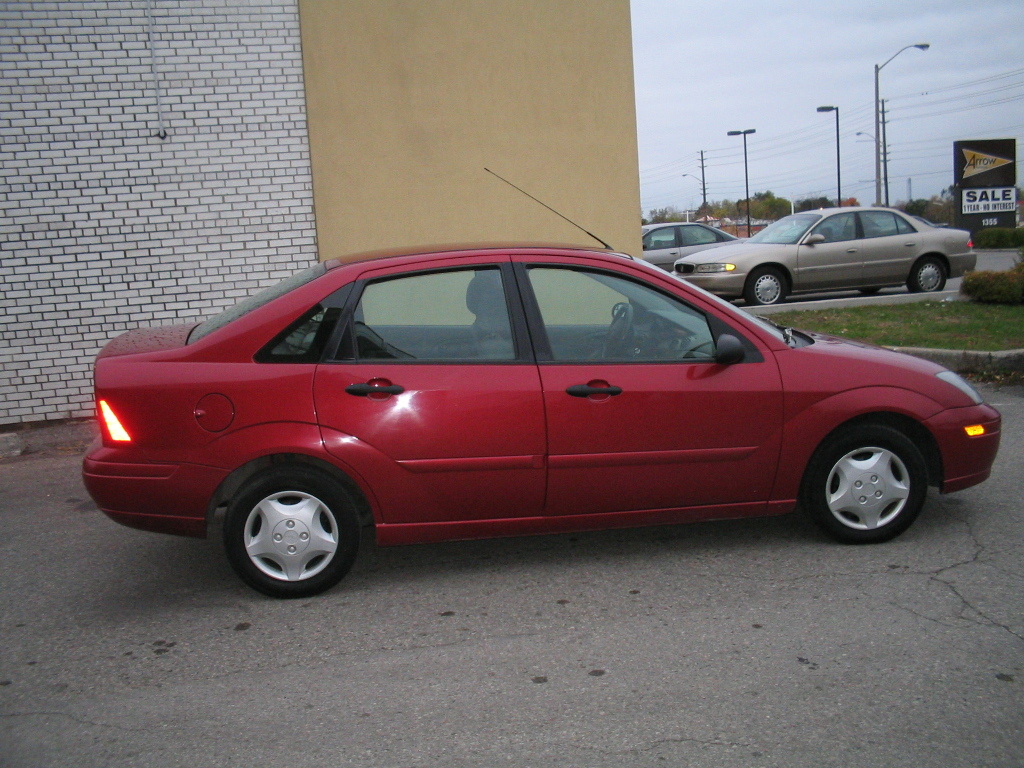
<box><xmin>83</xmin><ymin>245</ymin><xmax>1001</xmax><ymax>597</ymax></box>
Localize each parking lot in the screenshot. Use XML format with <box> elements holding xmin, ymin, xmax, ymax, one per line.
<box><xmin>1</xmin><ymin>380</ymin><xmax>1021</xmax><ymax>767</ymax></box>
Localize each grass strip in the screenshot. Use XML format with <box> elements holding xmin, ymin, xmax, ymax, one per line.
<box><xmin>767</xmin><ymin>301</ymin><xmax>1024</xmax><ymax>352</ymax></box>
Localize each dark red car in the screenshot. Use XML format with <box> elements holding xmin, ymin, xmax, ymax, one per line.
<box><xmin>83</xmin><ymin>245</ymin><xmax>1001</xmax><ymax>597</ymax></box>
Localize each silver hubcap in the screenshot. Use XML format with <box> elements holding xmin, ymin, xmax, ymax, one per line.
<box><xmin>917</xmin><ymin>262</ymin><xmax>942</xmax><ymax>291</ymax></box>
<box><xmin>826</xmin><ymin>447</ymin><xmax>910</xmax><ymax>530</ymax></box>
<box><xmin>753</xmin><ymin>274</ymin><xmax>782</xmax><ymax>304</ymax></box>
<box><xmin>243</xmin><ymin>491</ymin><xmax>338</xmax><ymax>581</ymax></box>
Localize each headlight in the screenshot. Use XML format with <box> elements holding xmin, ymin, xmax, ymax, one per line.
<box><xmin>694</xmin><ymin>263</ymin><xmax>736</xmax><ymax>273</ymax></box>
<box><xmin>936</xmin><ymin>370</ymin><xmax>983</xmax><ymax>405</ymax></box>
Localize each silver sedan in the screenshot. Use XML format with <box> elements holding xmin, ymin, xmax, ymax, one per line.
<box><xmin>672</xmin><ymin>207</ymin><xmax>975</xmax><ymax>305</ymax></box>
<box><xmin>641</xmin><ymin>222</ymin><xmax>740</xmax><ymax>270</ymax></box>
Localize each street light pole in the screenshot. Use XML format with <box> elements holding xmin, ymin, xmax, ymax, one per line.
<box><xmin>682</xmin><ymin>173</ymin><xmax>705</xmax><ymax>218</ymax></box>
<box><xmin>816</xmin><ymin>106</ymin><xmax>841</xmax><ymax>206</ymax></box>
<box><xmin>683</xmin><ymin>163</ymin><xmax>707</xmax><ymax>212</ymax></box>
<box><xmin>874</xmin><ymin>43</ymin><xmax>929</xmax><ymax>205</ymax></box>
<box><xmin>727</xmin><ymin>129</ymin><xmax>755</xmax><ymax>236</ymax></box>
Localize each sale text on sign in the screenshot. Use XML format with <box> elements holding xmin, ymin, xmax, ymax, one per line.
<box><xmin>962</xmin><ymin>187</ymin><xmax>1017</xmax><ymax>214</ymax></box>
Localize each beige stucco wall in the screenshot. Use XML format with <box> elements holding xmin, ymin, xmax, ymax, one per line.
<box><xmin>298</xmin><ymin>0</ymin><xmax>641</xmax><ymax>260</ymax></box>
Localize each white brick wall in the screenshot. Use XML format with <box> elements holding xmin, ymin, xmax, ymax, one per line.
<box><xmin>1</xmin><ymin>0</ymin><xmax>318</xmax><ymax>425</ymax></box>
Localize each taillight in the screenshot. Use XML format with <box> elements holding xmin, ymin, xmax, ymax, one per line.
<box><xmin>98</xmin><ymin>400</ymin><xmax>132</xmax><ymax>442</ymax></box>
<box><xmin>967</xmin><ymin>238</ymin><xmax>973</xmax><ymax>249</ymax></box>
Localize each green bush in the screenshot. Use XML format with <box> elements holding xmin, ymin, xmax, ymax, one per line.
<box><xmin>961</xmin><ymin>261</ymin><xmax>1024</xmax><ymax>304</ymax></box>
<box><xmin>973</xmin><ymin>227</ymin><xmax>1024</xmax><ymax>249</ymax></box>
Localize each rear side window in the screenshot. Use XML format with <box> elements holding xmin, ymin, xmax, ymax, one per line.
<box><xmin>256</xmin><ymin>305</ymin><xmax>341</xmax><ymax>363</ymax></box>
<box><xmin>859</xmin><ymin>211</ymin><xmax>908</xmax><ymax>239</ymax></box>
<box><xmin>679</xmin><ymin>226</ymin><xmax>719</xmax><ymax>247</ymax></box>
<box><xmin>345</xmin><ymin>267</ymin><xmax>516</xmax><ymax>361</ymax></box>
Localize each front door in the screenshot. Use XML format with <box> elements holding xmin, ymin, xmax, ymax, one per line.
<box><xmin>518</xmin><ymin>263</ymin><xmax>783</xmax><ymax>517</ymax></box>
<box><xmin>794</xmin><ymin>211</ymin><xmax>862</xmax><ymax>291</ymax></box>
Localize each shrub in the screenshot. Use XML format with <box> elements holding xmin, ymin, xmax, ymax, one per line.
<box><xmin>961</xmin><ymin>261</ymin><xmax>1024</xmax><ymax>304</ymax></box>
<box><xmin>973</xmin><ymin>228</ymin><xmax>1024</xmax><ymax>249</ymax></box>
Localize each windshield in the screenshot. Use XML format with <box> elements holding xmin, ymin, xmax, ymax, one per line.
<box><xmin>188</xmin><ymin>263</ymin><xmax>327</xmax><ymax>343</ymax></box>
<box><xmin>748</xmin><ymin>213</ymin><xmax>821</xmax><ymax>245</ymax></box>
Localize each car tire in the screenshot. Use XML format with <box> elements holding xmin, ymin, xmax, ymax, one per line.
<box><xmin>223</xmin><ymin>466</ymin><xmax>361</xmax><ymax>598</ymax></box>
<box><xmin>800</xmin><ymin>424</ymin><xmax>928</xmax><ymax>544</ymax></box>
<box><xmin>743</xmin><ymin>266</ymin><xmax>788</xmax><ymax>306</ymax></box>
<box><xmin>906</xmin><ymin>256</ymin><xmax>947</xmax><ymax>293</ymax></box>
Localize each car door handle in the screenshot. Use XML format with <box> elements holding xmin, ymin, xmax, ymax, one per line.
<box><xmin>904</xmin><ymin>242</ymin><xmax>917</xmax><ymax>247</ymax></box>
<box><xmin>846</xmin><ymin>248</ymin><xmax>858</xmax><ymax>253</ymax></box>
<box><xmin>566</xmin><ymin>384</ymin><xmax>623</xmax><ymax>397</ymax></box>
<box><xmin>345</xmin><ymin>382</ymin><xmax>405</xmax><ymax>396</ymax></box>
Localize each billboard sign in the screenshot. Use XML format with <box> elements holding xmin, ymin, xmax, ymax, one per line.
<box><xmin>953</xmin><ymin>139</ymin><xmax>1017</xmax><ymax>233</ymax></box>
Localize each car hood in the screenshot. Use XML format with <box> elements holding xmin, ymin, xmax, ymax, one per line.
<box><xmin>776</xmin><ymin>329</ymin><xmax>983</xmax><ymax>410</ymax></box>
<box><xmin>676</xmin><ymin>241</ymin><xmax>792</xmax><ymax>265</ymax></box>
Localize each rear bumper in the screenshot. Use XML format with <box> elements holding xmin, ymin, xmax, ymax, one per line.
<box><xmin>947</xmin><ymin>250</ymin><xmax>976</xmax><ymax>279</ymax></box>
<box><xmin>83</xmin><ymin>450</ymin><xmax>228</xmax><ymax>538</ymax></box>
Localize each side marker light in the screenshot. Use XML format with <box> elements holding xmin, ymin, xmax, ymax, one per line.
<box><xmin>99</xmin><ymin>400</ymin><xmax>132</xmax><ymax>442</ymax></box>
<box><xmin>964</xmin><ymin>425</ymin><xmax>985</xmax><ymax>437</ymax></box>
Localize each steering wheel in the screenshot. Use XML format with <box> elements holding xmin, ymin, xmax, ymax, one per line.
<box><xmin>682</xmin><ymin>339</ymin><xmax>715</xmax><ymax>359</ymax></box>
<box><xmin>603</xmin><ymin>302</ymin><xmax>635</xmax><ymax>358</ymax></box>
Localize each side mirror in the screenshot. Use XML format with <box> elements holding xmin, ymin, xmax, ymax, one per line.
<box><xmin>804</xmin><ymin>233</ymin><xmax>825</xmax><ymax>245</ymax></box>
<box><xmin>714</xmin><ymin>334</ymin><xmax>745</xmax><ymax>365</ymax></box>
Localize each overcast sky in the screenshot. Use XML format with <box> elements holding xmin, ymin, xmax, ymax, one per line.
<box><xmin>630</xmin><ymin>0</ymin><xmax>1024</xmax><ymax>215</ymax></box>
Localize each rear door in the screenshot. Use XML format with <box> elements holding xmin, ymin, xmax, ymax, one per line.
<box><xmin>314</xmin><ymin>259</ymin><xmax>546</xmax><ymax>524</ymax></box>
<box><xmin>859</xmin><ymin>210</ymin><xmax>921</xmax><ymax>284</ymax></box>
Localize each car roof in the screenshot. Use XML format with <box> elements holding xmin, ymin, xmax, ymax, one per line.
<box><xmin>642</xmin><ymin>222</ymin><xmax>715</xmax><ymax>231</ymax></box>
<box><xmin>788</xmin><ymin>206</ymin><xmax>911</xmax><ymax>216</ymax></box>
<box><xmin>323</xmin><ymin>243</ymin><xmax>634</xmax><ymax>271</ymax></box>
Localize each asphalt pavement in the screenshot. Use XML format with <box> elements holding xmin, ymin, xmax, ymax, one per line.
<box><xmin>1</xmin><ymin>382</ymin><xmax>1022</xmax><ymax>768</ymax></box>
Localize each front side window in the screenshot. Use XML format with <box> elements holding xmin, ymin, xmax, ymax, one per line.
<box><xmin>643</xmin><ymin>227</ymin><xmax>678</xmax><ymax>251</ymax></box>
<box><xmin>526</xmin><ymin>267</ymin><xmax>715</xmax><ymax>362</ymax></box>
<box><xmin>811</xmin><ymin>212</ymin><xmax>857</xmax><ymax>243</ymax></box>
<box><xmin>348</xmin><ymin>268</ymin><xmax>515</xmax><ymax>361</ymax></box>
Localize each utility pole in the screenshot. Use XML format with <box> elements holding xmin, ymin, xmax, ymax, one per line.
<box><xmin>881</xmin><ymin>99</ymin><xmax>890</xmax><ymax>206</ymax></box>
<box><xmin>698</xmin><ymin>150</ymin><xmax>708</xmax><ymax>210</ymax></box>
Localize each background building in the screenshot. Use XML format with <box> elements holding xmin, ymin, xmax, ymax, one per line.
<box><xmin>1</xmin><ymin>0</ymin><xmax>640</xmax><ymax>425</ymax></box>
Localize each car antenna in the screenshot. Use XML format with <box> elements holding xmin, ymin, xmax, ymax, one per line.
<box><xmin>484</xmin><ymin>167</ymin><xmax>613</xmax><ymax>250</ymax></box>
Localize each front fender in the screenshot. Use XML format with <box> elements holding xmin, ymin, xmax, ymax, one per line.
<box><xmin>771</xmin><ymin>386</ymin><xmax>945</xmax><ymax>501</ymax></box>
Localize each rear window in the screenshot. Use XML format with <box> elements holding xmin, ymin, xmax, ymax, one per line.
<box><xmin>188</xmin><ymin>263</ymin><xmax>327</xmax><ymax>343</ymax></box>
